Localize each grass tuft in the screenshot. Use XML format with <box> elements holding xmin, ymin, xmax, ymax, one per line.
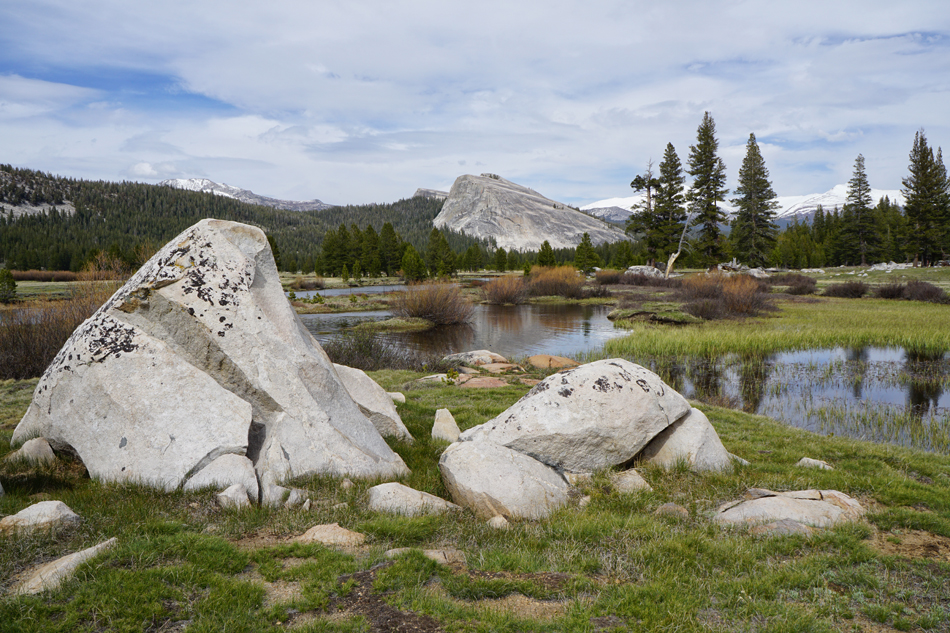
<box><xmin>390</xmin><ymin>282</ymin><xmax>474</xmax><ymax>325</ymax></box>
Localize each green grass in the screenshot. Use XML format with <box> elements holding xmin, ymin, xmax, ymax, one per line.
<box><xmin>2</xmin><ymin>370</ymin><xmax>950</xmax><ymax>631</ymax></box>
<box><xmin>604</xmin><ymin>297</ymin><xmax>950</xmax><ymax>358</ymax></box>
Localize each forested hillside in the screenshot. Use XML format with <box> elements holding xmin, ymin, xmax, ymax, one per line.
<box><xmin>0</xmin><ymin>165</ymin><xmax>488</xmax><ymax>272</ymax></box>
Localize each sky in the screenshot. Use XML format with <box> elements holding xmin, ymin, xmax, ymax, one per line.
<box><xmin>1</xmin><ymin>1</ymin><xmax>948</xmax><ymax>206</ymax></box>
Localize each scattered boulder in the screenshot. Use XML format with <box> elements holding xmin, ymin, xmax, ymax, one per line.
<box><xmin>610</xmin><ymin>469</ymin><xmax>653</xmax><ymax>493</ymax></box>
<box><xmin>5</xmin><ymin>437</ymin><xmax>56</xmax><ymax>466</ymax></box>
<box><xmin>0</xmin><ymin>500</ymin><xmax>81</xmax><ymax>535</ymax></box>
<box><xmin>385</xmin><ymin>548</ymin><xmax>467</xmax><ymax>565</ymax></box>
<box><xmin>797</xmin><ymin>457</ymin><xmax>834</xmax><ymax>470</ymax></box>
<box><xmin>715</xmin><ymin>489</ymin><xmax>865</xmax><ymax>529</ymax></box>
<box><xmin>439</xmin><ymin>440</ymin><xmax>570</xmax><ymax>520</ymax></box>
<box><xmin>261</xmin><ymin>484</ymin><xmax>309</xmax><ymax>508</ymax></box>
<box><xmin>334</xmin><ymin>363</ymin><xmax>413</xmax><ymax>443</ymax></box>
<box><xmin>638</xmin><ymin>408</ymin><xmax>733</xmax><ymax>473</ymax></box>
<box><xmin>11</xmin><ymin>537</ymin><xmax>118</xmax><ymax>595</ymax></box>
<box><xmin>487</xmin><ymin>515</ymin><xmax>509</xmax><ymax>530</ymax></box>
<box><xmin>366</xmin><ymin>482</ymin><xmax>460</xmax><ymax>516</ymax></box>
<box><xmin>11</xmin><ymin>219</ymin><xmax>408</xmax><ymax>492</ymax></box>
<box><xmin>480</xmin><ymin>363</ymin><xmax>521</xmax><ymax>374</ymax></box>
<box><xmin>340</xmin><ymin>478</ymin><xmax>355</xmax><ymax>490</ymax></box>
<box><xmin>216</xmin><ymin>483</ymin><xmax>252</xmax><ymax>509</ymax></box>
<box><xmin>459</xmin><ymin>359</ymin><xmax>690</xmax><ymax>472</ymax></box>
<box><xmin>387</xmin><ymin>392</ymin><xmax>406</xmax><ymax>404</ymax></box>
<box><xmin>443</xmin><ymin>350</ymin><xmax>507</xmax><ymax>366</ymax></box>
<box><xmin>457</xmin><ymin>376</ymin><xmax>508</xmax><ymax>389</ymax></box>
<box><xmin>526</xmin><ymin>355</ymin><xmax>579</xmax><ymax>370</ymax></box>
<box><xmin>432</xmin><ymin>409</ymin><xmax>461</xmax><ymax>443</ymax></box>
<box><xmin>296</xmin><ymin>523</ymin><xmax>365</xmax><ymax>547</ymax></box>
<box><xmin>626</xmin><ymin>265</ymin><xmax>665</xmax><ymax>278</ymax></box>
<box><xmin>183</xmin><ymin>454</ymin><xmax>259</xmax><ymax>500</ymax></box>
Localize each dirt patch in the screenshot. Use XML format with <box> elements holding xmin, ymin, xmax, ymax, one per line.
<box><xmin>322</xmin><ymin>568</ymin><xmax>443</xmax><ymax>632</ymax></box>
<box><xmin>870</xmin><ymin>529</ymin><xmax>950</xmax><ymax>563</ymax></box>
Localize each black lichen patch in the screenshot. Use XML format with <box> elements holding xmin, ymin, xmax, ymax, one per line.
<box><xmin>558</xmin><ymin>387</ymin><xmax>574</xmax><ymax>398</ymax></box>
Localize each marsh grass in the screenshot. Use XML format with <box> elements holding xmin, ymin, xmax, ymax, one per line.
<box><xmin>390</xmin><ymin>282</ymin><xmax>474</xmax><ymax>325</ymax></box>
<box><xmin>528</xmin><ymin>266</ymin><xmax>585</xmax><ymax>299</ymax></box>
<box><xmin>3</xmin><ymin>368</ymin><xmax>950</xmax><ymax>631</ymax></box>
<box><xmin>482</xmin><ymin>276</ymin><xmax>528</xmax><ymax>305</ymax></box>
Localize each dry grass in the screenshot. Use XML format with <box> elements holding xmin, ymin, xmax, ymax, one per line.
<box><xmin>482</xmin><ymin>276</ymin><xmax>529</xmax><ymax>305</ymax></box>
<box><xmin>594</xmin><ymin>269</ymin><xmax>623</xmax><ymax>285</ymax></box>
<box><xmin>390</xmin><ymin>281</ymin><xmax>474</xmax><ymax>325</ymax></box>
<box><xmin>679</xmin><ymin>274</ymin><xmax>773</xmax><ymax>319</ymax></box>
<box><xmin>528</xmin><ymin>266</ymin><xmax>585</xmax><ymax>299</ymax></box>
<box><xmin>10</xmin><ymin>270</ymin><xmax>79</xmax><ymax>282</ymax></box>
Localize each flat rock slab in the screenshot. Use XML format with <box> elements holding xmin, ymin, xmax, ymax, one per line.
<box><xmin>526</xmin><ymin>355</ymin><xmax>579</xmax><ymax>369</ymax></box>
<box><xmin>715</xmin><ymin>489</ymin><xmax>865</xmax><ymax>529</ymax></box>
<box><xmin>12</xmin><ymin>537</ymin><xmax>118</xmax><ymax>595</ymax></box>
<box><xmin>457</xmin><ymin>376</ymin><xmax>508</xmax><ymax>389</ymax></box>
<box><xmin>366</xmin><ymin>482</ymin><xmax>460</xmax><ymax>516</ymax></box>
<box><xmin>439</xmin><ymin>440</ymin><xmax>569</xmax><ymax>520</ymax></box>
<box><xmin>443</xmin><ymin>350</ymin><xmax>508</xmax><ymax>366</ymax></box>
<box><xmin>12</xmin><ymin>219</ymin><xmax>407</xmax><ymax>492</ymax></box>
<box><xmin>480</xmin><ymin>363</ymin><xmax>522</xmax><ymax>374</ymax></box>
<box><xmin>638</xmin><ymin>407</ymin><xmax>733</xmax><ymax>473</ymax></box>
<box><xmin>750</xmin><ymin>519</ymin><xmax>816</xmax><ymax>537</ymax></box>
<box><xmin>296</xmin><ymin>523</ymin><xmax>366</xmax><ymax>547</ymax></box>
<box><xmin>0</xmin><ymin>500</ymin><xmax>80</xmax><ymax>535</ymax></box>
<box><xmin>460</xmin><ymin>359</ymin><xmax>690</xmax><ymax>472</ymax></box>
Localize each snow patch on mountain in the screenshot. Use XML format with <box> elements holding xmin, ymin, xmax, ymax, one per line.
<box><xmin>160</xmin><ymin>178</ymin><xmax>333</xmax><ymax>212</ymax></box>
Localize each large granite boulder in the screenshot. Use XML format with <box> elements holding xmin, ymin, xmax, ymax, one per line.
<box><xmin>715</xmin><ymin>489</ymin><xmax>865</xmax><ymax>529</ymax></box>
<box><xmin>459</xmin><ymin>359</ymin><xmax>690</xmax><ymax>472</ymax></box>
<box><xmin>12</xmin><ymin>219</ymin><xmax>408</xmax><ymax>493</ymax></box>
<box><xmin>440</xmin><ymin>440</ymin><xmax>570</xmax><ymax>520</ymax></box>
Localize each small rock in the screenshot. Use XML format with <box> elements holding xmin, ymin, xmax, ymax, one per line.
<box><xmin>261</xmin><ymin>484</ymin><xmax>308</xmax><ymax>508</ymax></box>
<box><xmin>184</xmin><ymin>454</ymin><xmax>259</xmax><ymax>501</ymax></box>
<box><xmin>5</xmin><ymin>438</ymin><xmax>56</xmax><ymax>466</ymax></box>
<box><xmin>443</xmin><ymin>350</ymin><xmax>508</xmax><ymax>366</ymax></box>
<box><xmin>610</xmin><ymin>469</ymin><xmax>653</xmax><ymax>493</ymax></box>
<box><xmin>526</xmin><ymin>355</ymin><xmax>579</xmax><ymax>370</ymax></box>
<box><xmin>387</xmin><ymin>392</ymin><xmax>406</xmax><ymax>404</ymax></box>
<box><xmin>340</xmin><ymin>478</ymin><xmax>355</xmax><ymax>490</ymax></box>
<box><xmin>0</xmin><ymin>501</ymin><xmax>81</xmax><ymax>535</ymax></box>
<box><xmin>578</xmin><ymin>495</ymin><xmax>592</xmax><ymax>508</ymax></box>
<box><xmin>564</xmin><ymin>472</ymin><xmax>593</xmax><ymax>487</ymax></box>
<box><xmin>216</xmin><ymin>484</ymin><xmax>252</xmax><ymax>509</ymax></box>
<box><xmin>301</xmin><ymin>499</ymin><xmax>312</xmax><ymax>512</ymax></box>
<box><xmin>797</xmin><ymin>457</ymin><xmax>833</xmax><ymax>470</ymax></box>
<box><xmin>487</xmin><ymin>515</ymin><xmax>509</xmax><ymax>530</ymax></box>
<box><xmin>332</xmin><ymin>502</ymin><xmax>348</xmax><ymax>510</ymax></box>
<box><xmin>432</xmin><ymin>409</ymin><xmax>461</xmax><ymax>442</ymax></box>
<box><xmin>296</xmin><ymin>523</ymin><xmax>365</xmax><ymax>547</ymax></box>
<box><xmin>284</xmin><ymin>488</ymin><xmax>309</xmax><ymax>509</ymax></box>
<box><xmin>12</xmin><ymin>538</ymin><xmax>118</xmax><ymax>595</ymax></box>
<box><xmin>480</xmin><ymin>363</ymin><xmax>521</xmax><ymax>374</ymax></box>
<box><xmin>750</xmin><ymin>519</ymin><xmax>815</xmax><ymax>537</ymax></box>
<box><xmin>654</xmin><ymin>503</ymin><xmax>689</xmax><ymax>520</ymax></box>
<box><xmin>366</xmin><ymin>482</ymin><xmax>460</xmax><ymax>516</ymax></box>
<box><xmin>385</xmin><ymin>548</ymin><xmax>467</xmax><ymax>565</ymax></box>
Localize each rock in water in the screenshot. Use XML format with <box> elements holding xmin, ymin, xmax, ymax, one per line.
<box><xmin>459</xmin><ymin>359</ymin><xmax>690</xmax><ymax>472</ymax></box>
<box><xmin>12</xmin><ymin>219</ymin><xmax>408</xmax><ymax>491</ymax></box>
<box><xmin>433</xmin><ymin>174</ymin><xmax>626</xmax><ymax>251</ymax></box>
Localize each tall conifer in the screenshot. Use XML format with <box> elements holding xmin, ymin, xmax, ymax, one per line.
<box><xmin>730</xmin><ymin>133</ymin><xmax>779</xmax><ymax>267</ymax></box>
<box><xmin>686</xmin><ymin>112</ymin><xmax>729</xmax><ymax>265</ymax></box>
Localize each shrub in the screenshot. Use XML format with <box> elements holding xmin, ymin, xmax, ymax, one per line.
<box><xmin>768</xmin><ymin>273</ymin><xmax>816</xmax><ymax>295</ymax></box>
<box><xmin>0</xmin><ymin>284</ymin><xmax>115</xmax><ymax>379</ymax></box>
<box><xmin>321</xmin><ymin>329</ymin><xmax>457</xmax><ymax>372</ymax></box>
<box><xmin>528</xmin><ymin>266</ymin><xmax>584</xmax><ymax>298</ymax></box>
<box><xmin>721</xmin><ymin>275</ymin><xmax>771</xmax><ymax>316</ymax></box>
<box><xmin>683</xmin><ymin>298</ymin><xmax>726</xmax><ymax>320</ymax></box>
<box><xmin>583</xmin><ymin>284</ymin><xmax>612</xmax><ymax>299</ymax></box>
<box><xmin>290</xmin><ymin>276</ymin><xmax>325</xmax><ymax>291</ymax></box>
<box><xmin>483</xmin><ymin>276</ymin><xmax>528</xmax><ymax>305</ymax></box>
<box><xmin>874</xmin><ymin>283</ymin><xmax>907</xmax><ymax>300</ymax></box>
<box><xmin>678</xmin><ymin>274</ymin><xmax>772</xmax><ymax>318</ymax></box>
<box><xmin>678</xmin><ymin>275</ymin><xmax>724</xmax><ymax>302</ymax></box>
<box><xmin>905</xmin><ymin>280</ymin><xmax>946</xmax><ymax>303</ymax></box>
<box><xmin>595</xmin><ymin>269</ymin><xmax>623</xmax><ymax>285</ymax></box>
<box><xmin>390</xmin><ymin>282</ymin><xmax>474</xmax><ymax>325</ymax></box>
<box><xmin>823</xmin><ymin>281</ymin><xmax>868</xmax><ymax>298</ymax></box>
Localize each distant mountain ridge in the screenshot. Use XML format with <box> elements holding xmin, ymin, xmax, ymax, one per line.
<box><xmin>160</xmin><ymin>178</ymin><xmax>334</xmax><ymax>212</ymax></box>
<box><xmin>434</xmin><ymin>173</ymin><xmax>627</xmax><ymax>251</ymax></box>
<box><xmin>582</xmin><ymin>185</ymin><xmax>904</xmax><ymax>225</ymax></box>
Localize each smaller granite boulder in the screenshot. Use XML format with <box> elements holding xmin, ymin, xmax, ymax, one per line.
<box><xmin>715</xmin><ymin>489</ymin><xmax>865</xmax><ymax>529</ymax></box>
<box><xmin>184</xmin><ymin>454</ymin><xmax>259</xmax><ymax>500</ymax></box>
<box><xmin>0</xmin><ymin>501</ymin><xmax>80</xmax><ymax>535</ymax></box>
<box><xmin>655</xmin><ymin>503</ymin><xmax>689</xmax><ymax>520</ymax></box>
<box><xmin>526</xmin><ymin>355</ymin><xmax>579</xmax><ymax>370</ymax></box>
<box><xmin>797</xmin><ymin>457</ymin><xmax>834</xmax><ymax>470</ymax></box>
<box><xmin>216</xmin><ymin>484</ymin><xmax>252</xmax><ymax>509</ymax></box>
<box><xmin>443</xmin><ymin>350</ymin><xmax>508</xmax><ymax>366</ymax></box>
<box><xmin>334</xmin><ymin>364</ymin><xmax>413</xmax><ymax>442</ymax></box>
<box><xmin>366</xmin><ymin>482</ymin><xmax>460</xmax><ymax>516</ymax></box>
<box><xmin>384</xmin><ymin>548</ymin><xmax>467</xmax><ymax>565</ymax></box>
<box><xmin>638</xmin><ymin>408</ymin><xmax>733</xmax><ymax>473</ymax></box>
<box><xmin>439</xmin><ymin>440</ymin><xmax>570</xmax><ymax>520</ymax></box>
<box><xmin>5</xmin><ymin>438</ymin><xmax>56</xmax><ymax>466</ymax></box>
<box><xmin>432</xmin><ymin>409</ymin><xmax>461</xmax><ymax>442</ymax></box>
<box><xmin>610</xmin><ymin>469</ymin><xmax>653</xmax><ymax>493</ymax></box>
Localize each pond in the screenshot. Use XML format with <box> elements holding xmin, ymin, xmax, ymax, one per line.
<box><xmin>298</xmin><ymin>303</ymin><xmax>628</xmax><ymax>359</ymax></box>
<box><xmin>645</xmin><ymin>347</ymin><xmax>950</xmax><ymax>454</ymax></box>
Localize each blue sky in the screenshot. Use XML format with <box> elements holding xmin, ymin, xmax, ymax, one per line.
<box><xmin>1</xmin><ymin>0</ymin><xmax>948</xmax><ymax>205</ymax></box>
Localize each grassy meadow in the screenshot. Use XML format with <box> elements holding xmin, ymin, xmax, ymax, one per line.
<box><xmin>2</xmin><ymin>368</ymin><xmax>950</xmax><ymax>632</ymax></box>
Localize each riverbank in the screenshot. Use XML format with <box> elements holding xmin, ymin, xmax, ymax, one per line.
<box><xmin>2</xmin><ymin>370</ymin><xmax>949</xmax><ymax>631</ymax></box>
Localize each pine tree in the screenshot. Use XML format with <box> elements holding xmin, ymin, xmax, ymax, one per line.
<box><xmin>902</xmin><ymin>131</ymin><xmax>950</xmax><ymax>265</ymax></box>
<box><xmin>401</xmin><ymin>245</ymin><xmax>427</xmax><ymax>281</ymax></box>
<box><xmin>730</xmin><ymin>133</ymin><xmax>779</xmax><ymax>267</ymax></box>
<box><xmin>843</xmin><ymin>154</ymin><xmax>878</xmax><ymax>266</ymax></box>
<box><xmin>686</xmin><ymin>112</ymin><xmax>729</xmax><ymax>265</ymax></box>
<box><xmin>379</xmin><ymin>222</ymin><xmax>401</xmax><ymax>275</ymax></box>
<box><xmin>0</xmin><ymin>267</ymin><xmax>16</xmax><ymax>304</ymax></box>
<box><xmin>492</xmin><ymin>247</ymin><xmax>508</xmax><ymax>272</ymax></box>
<box><xmin>625</xmin><ymin>161</ymin><xmax>663</xmax><ymax>264</ymax></box>
<box><xmin>654</xmin><ymin>143</ymin><xmax>687</xmax><ymax>262</ymax></box>
<box><xmin>574</xmin><ymin>233</ymin><xmax>601</xmax><ymax>273</ymax></box>
<box><xmin>537</xmin><ymin>240</ymin><xmax>557</xmax><ymax>267</ymax></box>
